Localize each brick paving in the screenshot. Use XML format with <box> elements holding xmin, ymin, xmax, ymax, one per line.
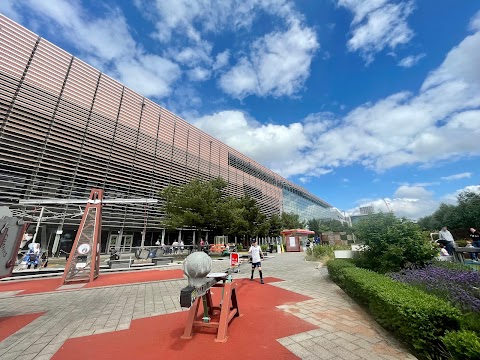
<box><xmin>0</xmin><ymin>253</ymin><xmax>416</xmax><ymax>359</ymax></box>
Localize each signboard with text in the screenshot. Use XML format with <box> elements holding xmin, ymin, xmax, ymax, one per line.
<box><xmin>0</xmin><ymin>217</ymin><xmax>29</xmax><ymax>279</ymax></box>
<box><xmin>230</xmin><ymin>252</ymin><xmax>239</xmax><ymax>267</ymax></box>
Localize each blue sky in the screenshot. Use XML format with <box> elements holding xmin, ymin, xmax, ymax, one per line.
<box><xmin>2</xmin><ymin>0</ymin><xmax>480</xmax><ymax>220</ymax></box>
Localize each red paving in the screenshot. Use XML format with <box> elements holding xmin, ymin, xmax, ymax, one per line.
<box><xmin>53</xmin><ymin>278</ymin><xmax>317</xmax><ymax>360</ymax></box>
<box><xmin>0</xmin><ymin>269</ymin><xmax>185</xmax><ymax>295</ymax></box>
<box><xmin>0</xmin><ymin>312</ymin><xmax>45</xmax><ymax>341</ymax></box>
<box><xmin>84</xmin><ymin>269</ymin><xmax>185</xmax><ymax>288</ymax></box>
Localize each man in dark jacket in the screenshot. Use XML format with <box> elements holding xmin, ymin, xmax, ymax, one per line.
<box><xmin>469</xmin><ymin>227</ymin><xmax>480</xmax><ymax>260</ymax></box>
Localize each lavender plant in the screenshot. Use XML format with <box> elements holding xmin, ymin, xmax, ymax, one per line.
<box><xmin>390</xmin><ymin>263</ymin><xmax>480</xmax><ymax>313</ymax></box>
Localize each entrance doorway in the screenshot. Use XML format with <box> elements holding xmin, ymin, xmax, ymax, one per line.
<box><xmin>107</xmin><ymin>234</ymin><xmax>134</xmax><ymax>252</ymax></box>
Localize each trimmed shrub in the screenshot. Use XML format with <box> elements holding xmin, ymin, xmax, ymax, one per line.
<box><xmin>441</xmin><ymin>330</ymin><xmax>480</xmax><ymax>360</ymax></box>
<box><xmin>327</xmin><ymin>261</ymin><xmax>462</xmax><ymax>356</ymax></box>
<box><xmin>326</xmin><ymin>259</ymin><xmax>355</xmax><ymax>282</ymax></box>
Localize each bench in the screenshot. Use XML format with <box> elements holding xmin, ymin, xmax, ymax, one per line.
<box><xmin>152</xmin><ymin>257</ymin><xmax>174</xmax><ymax>265</ymax></box>
<box><xmin>108</xmin><ymin>259</ymin><xmax>134</xmax><ymax>269</ymax></box>
<box><xmin>454</xmin><ymin>247</ymin><xmax>480</xmax><ymax>263</ymax></box>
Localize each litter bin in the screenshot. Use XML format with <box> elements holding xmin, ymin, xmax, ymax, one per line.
<box><xmin>268</xmin><ymin>244</ymin><xmax>274</xmax><ymax>253</ymax></box>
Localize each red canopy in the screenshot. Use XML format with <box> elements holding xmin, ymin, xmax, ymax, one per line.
<box><xmin>280</xmin><ymin>229</ymin><xmax>315</xmax><ymax>236</ymax></box>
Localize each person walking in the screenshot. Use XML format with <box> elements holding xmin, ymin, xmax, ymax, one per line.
<box><xmin>469</xmin><ymin>227</ymin><xmax>480</xmax><ymax>260</ymax></box>
<box><xmin>438</xmin><ymin>226</ymin><xmax>456</xmax><ymax>256</ymax></box>
<box><xmin>248</xmin><ymin>239</ymin><xmax>264</xmax><ymax>284</ymax></box>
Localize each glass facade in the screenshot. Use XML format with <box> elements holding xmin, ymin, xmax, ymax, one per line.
<box><xmin>282</xmin><ymin>189</ymin><xmax>333</xmax><ymax>223</ymax></box>
<box><xmin>0</xmin><ymin>14</ymin><xmax>336</xmax><ymax>239</ymax></box>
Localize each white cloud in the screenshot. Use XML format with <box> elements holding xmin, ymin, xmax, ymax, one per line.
<box><xmin>347</xmin><ymin>184</ymin><xmax>480</xmax><ymax>220</ymax></box>
<box><xmin>193</xmin><ymin>110</ymin><xmax>311</xmax><ymax>174</ymax></box>
<box><xmin>213</xmin><ymin>50</ymin><xmax>230</xmax><ymax>71</ymax></box>
<box><xmin>396</xmin><ymin>181</ymin><xmax>439</xmax><ymax>187</ymax></box>
<box><xmin>5</xmin><ymin>0</ymin><xmax>318</xmax><ymax>102</ymax></box>
<box><xmin>4</xmin><ymin>0</ymin><xmax>181</xmax><ymax>98</ymax></box>
<box><xmin>135</xmin><ymin>0</ymin><xmax>318</xmax><ymax>99</ymax></box>
<box><xmin>299</xmin><ymin>176</ymin><xmax>310</xmax><ymax>184</ymax></box>
<box><xmin>187</xmin><ymin>67</ymin><xmax>211</xmax><ymax>82</ymax></box>
<box><xmin>339</xmin><ymin>0</ymin><xmax>415</xmax><ymax>63</ymax></box>
<box><xmin>469</xmin><ymin>10</ymin><xmax>480</xmax><ymax>32</ymax></box>
<box><xmin>0</xmin><ymin>1</ymin><xmax>21</xmax><ymax>22</ymax></box>
<box><xmin>219</xmin><ymin>22</ymin><xmax>319</xmax><ymax>98</ymax></box>
<box><xmin>348</xmin><ymin>196</ymin><xmax>438</xmax><ymax>220</ymax></box>
<box><xmin>393</xmin><ymin>185</ymin><xmax>433</xmax><ymax>199</ymax></box>
<box><xmin>398</xmin><ymin>53</ymin><xmax>425</xmax><ymax>67</ymax></box>
<box><xmin>135</xmin><ymin>0</ymin><xmax>259</xmax><ymax>43</ymax></box>
<box><xmin>115</xmin><ymin>55</ymin><xmax>181</xmax><ymax>98</ymax></box>
<box><xmin>194</xmin><ymin>26</ymin><xmax>480</xmax><ymax>180</ymax></box>
<box><xmin>441</xmin><ymin>172</ymin><xmax>472</xmax><ymax>181</ymax></box>
<box><xmin>347</xmin><ymin>184</ymin><xmax>447</xmax><ymax>220</ymax></box>
<box><xmin>442</xmin><ymin>185</ymin><xmax>480</xmax><ymax>204</ymax></box>
<box><xmin>170</xmin><ymin>43</ymin><xmax>213</xmax><ymax>67</ymax></box>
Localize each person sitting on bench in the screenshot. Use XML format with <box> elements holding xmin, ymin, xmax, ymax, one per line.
<box><xmin>24</xmin><ymin>243</ymin><xmax>41</xmax><ymax>269</ymax></box>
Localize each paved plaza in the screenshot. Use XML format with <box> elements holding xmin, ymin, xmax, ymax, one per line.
<box><xmin>0</xmin><ymin>253</ymin><xmax>416</xmax><ymax>360</ymax></box>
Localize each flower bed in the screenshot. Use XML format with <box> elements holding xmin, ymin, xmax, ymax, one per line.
<box><xmin>389</xmin><ymin>262</ymin><xmax>480</xmax><ymax>314</ymax></box>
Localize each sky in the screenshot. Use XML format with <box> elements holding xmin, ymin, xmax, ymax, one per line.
<box><xmin>1</xmin><ymin>0</ymin><xmax>480</xmax><ymax>220</ymax></box>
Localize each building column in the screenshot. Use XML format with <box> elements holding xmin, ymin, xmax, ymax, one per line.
<box><xmin>52</xmin><ymin>224</ymin><xmax>63</xmax><ymax>256</ymax></box>
<box><xmin>116</xmin><ymin>229</ymin><xmax>123</xmax><ymax>251</ymax></box>
<box><xmin>161</xmin><ymin>229</ymin><xmax>165</xmax><ymax>246</ymax></box>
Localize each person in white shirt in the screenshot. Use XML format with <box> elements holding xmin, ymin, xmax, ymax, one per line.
<box><xmin>248</xmin><ymin>239</ymin><xmax>264</xmax><ymax>284</ymax></box>
<box><xmin>438</xmin><ymin>226</ymin><xmax>455</xmax><ymax>256</ymax></box>
<box><xmin>438</xmin><ymin>244</ymin><xmax>449</xmax><ymax>256</ymax></box>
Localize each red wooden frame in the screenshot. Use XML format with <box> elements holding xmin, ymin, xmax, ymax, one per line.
<box><xmin>181</xmin><ymin>280</ymin><xmax>240</xmax><ymax>343</ymax></box>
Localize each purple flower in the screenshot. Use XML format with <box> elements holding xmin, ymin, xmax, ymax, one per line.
<box><xmin>390</xmin><ymin>264</ymin><xmax>480</xmax><ymax>313</ymax></box>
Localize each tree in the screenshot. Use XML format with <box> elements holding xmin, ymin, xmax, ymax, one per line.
<box><xmin>281</xmin><ymin>212</ymin><xmax>305</xmax><ymax>230</ymax></box>
<box><xmin>267</xmin><ymin>213</ymin><xmax>283</xmax><ymax>237</ymax></box>
<box><xmin>307</xmin><ymin>218</ymin><xmax>321</xmax><ymax>234</ymax></box>
<box><xmin>417</xmin><ymin>190</ymin><xmax>480</xmax><ymax>231</ymax></box>
<box><xmin>308</xmin><ymin>218</ymin><xmax>352</xmax><ymax>234</ymax></box>
<box><xmin>238</xmin><ymin>195</ymin><xmax>267</xmax><ymax>238</ymax></box>
<box><xmin>160</xmin><ymin>179</ymin><xmax>272</xmax><ymax>241</ymax></box>
<box><xmin>456</xmin><ymin>191</ymin><xmax>480</xmax><ymax>228</ymax></box>
<box><xmin>159</xmin><ymin>177</ymin><xmax>228</xmax><ymax>234</ymax></box>
<box><xmin>355</xmin><ymin>212</ymin><xmax>437</xmax><ymax>273</ymax></box>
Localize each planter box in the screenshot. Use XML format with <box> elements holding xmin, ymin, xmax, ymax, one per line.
<box><xmin>108</xmin><ymin>259</ymin><xmax>134</xmax><ymax>269</ymax></box>
<box><xmin>334</xmin><ymin>250</ymin><xmax>356</xmax><ymax>259</ymax></box>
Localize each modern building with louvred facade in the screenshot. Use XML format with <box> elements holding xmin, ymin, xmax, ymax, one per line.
<box><xmin>0</xmin><ymin>15</ymin><xmax>337</xmax><ymax>254</ymax></box>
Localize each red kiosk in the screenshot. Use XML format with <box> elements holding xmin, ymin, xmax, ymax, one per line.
<box><xmin>281</xmin><ymin>229</ymin><xmax>315</xmax><ymax>252</ymax></box>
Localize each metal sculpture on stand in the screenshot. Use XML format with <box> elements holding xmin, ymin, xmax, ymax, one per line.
<box><xmin>61</xmin><ymin>188</ymin><xmax>103</xmax><ymax>284</ymax></box>
<box><xmin>180</xmin><ymin>251</ymin><xmax>240</xmax><ymax>342</ymax></box>
<box><xmin>18</xmin><ymin>189</ymin><xmax>158</xmax><ymax>284</ymax></box>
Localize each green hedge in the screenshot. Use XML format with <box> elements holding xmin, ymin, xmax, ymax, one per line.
<box><xmin>326</xmin><ymin>259</ymin><xmax>355</xmax><ymax>282</ymax></box>
<box><xmin>441</xmin><ymin>330</ymin><xmax>480</xmax><ymax>360</ymax></box>
<box><xmin>327</xmin><ymin>260</ymin><xmax>462</xmax><ymax>356</ymax></box>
